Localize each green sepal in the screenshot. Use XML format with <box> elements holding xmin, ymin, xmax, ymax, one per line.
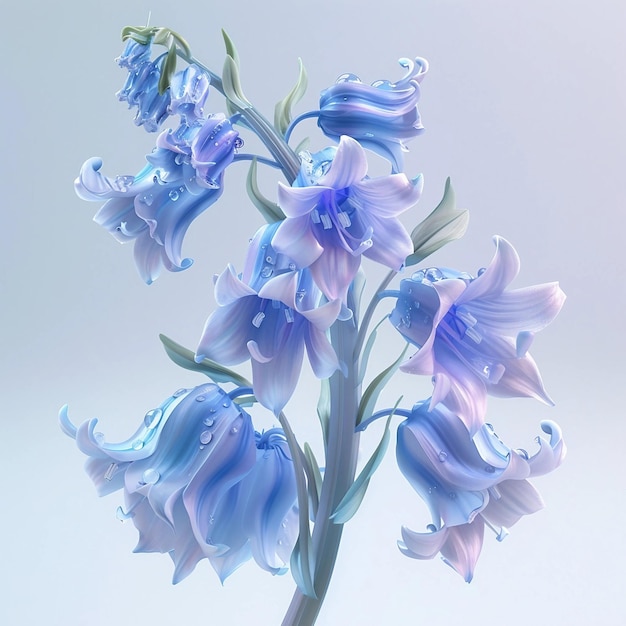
<box><xmin>331</xmin><ymin>416</ymin><xmax>393</xmax><ymax>524</ymax></box>
<box><xmin>356</xmin><ymin>344</ymin><xmax>409</xmax><ymax>427</ymax></box>
<box><xmin>158</xmin><ymin>42</ymin><xmax>178</xmax><ymax>95</ymax></box>
<box><xmin>302</xmin><ymin>443</ymin><xmax>323</xmax><ymax>519</ymax></box>
<box><xmin>246</xmin><ymin>159</ymin><xmax>285</xmax><ymax>223</ymax></box>
<box><xmin>317</xmin><ymin>377</ymin><xmax>331</xmax><ymax>451</ymax></box>
<box><xmin>358</xmin><ymin>315</ymin><xmax>388</xmax><ymax>385</ymax></box>
<box><xmin>274</xmin><ymin>58</ymin><xmax>308</xmax><ymax>136</ymax></box>
<box><xmin>121</xmin><ymin>25</ymin><xmax>156</xmax><ymax>45</ymax></box>
<box><xmin>405</xmin><ymin>177</ymin><xmax>469</xmax><ymax>267</ymax></box>
<box><xmin>159</xmin><ymin>334</ymin><xmax>251</xmax><ymax>387</ymax></box>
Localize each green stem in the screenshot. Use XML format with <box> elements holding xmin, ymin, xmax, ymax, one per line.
<box><xmin>281</xmin><ymin>294</ymin><xmax>361</xmax><ymax>626</ymax></box>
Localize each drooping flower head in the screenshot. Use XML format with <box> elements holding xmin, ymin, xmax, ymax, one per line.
<box><xmin>396</xmin><ymin>401</ymin><xmax>565</xmax><ymax>581</ymax></box>
<box><xmin>273</xmin><ymin>135</ymin><xmax>422</xmax><ymax>302</ymax></box>
<box><xmin>75</xmin><ymin>109</ymin><xmax>240</xmax><ymax>284</ymax></box>
<box><xmin>196</xmin><ymin>223</ymin><xmax>341</xmax><ymax>414</ymax></box>
<box><xmin>390</xmin><ymin>237</ymin><xmax>566</xmax><ymax>430</ymax></box>
<box><xmin>318</xmin><ymin>57</ymin><xmax>428</xmax><ymax>171</ymax></box>
<box><xmin>59</xmin><ymin>383</ymin><xmax>298</xmax><ymax>583</ymax></box>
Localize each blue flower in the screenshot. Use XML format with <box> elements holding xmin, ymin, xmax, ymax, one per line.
<box><xmin>75</xmin><ymin>114</ymin><xmax>240</xmax><ymax>284</ymax></box>
<box><xmin>117</xmin><ymin>49</ymin><xmax>172</xmax><ymax>133</ymax></box>
<box><xmin>168</xmin><ymin>64</ymin><xmax>211</xmax><ymax>124</ymax></box>
<box><xmin>59</xmin><ymin>383</ymin><xmax>298</xmax><ymax>583</ymax></box>
<box><xmin>396</xmin><ymin>402</ymin><xmax>565</xmax><ymax>581</ymax></box>
<box><xmin>196</xmin><ymin>223</ymin><xmax>341</xmax><ymax>414</ymax></box>
<box><xmin>272</xmin><ymin>135</ymin><xmax>422</xmax><ymax>302</ymax></box>
<box><xmin>390</xmin><ymin>237</ymin><xmax>566</xmax><ymax>431</ymax></box>
<box><xmin>318</xmin><ymin>58</ymin><xmax>428</xmax><ymax>171</ymax></box>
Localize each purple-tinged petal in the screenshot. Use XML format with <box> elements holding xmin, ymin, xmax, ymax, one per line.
<box><xmin>481</xmin><ymin>479</ymin><xmax>544</xmax><ymax>528</ymax></box>
<box><xmin>527</xmin><ymin>421</ymin><xmax>566</xmax><ymax>476</ymax></box>
<box><xmin>399</xmin><ymin>524</ymin><xmax>449</xmax><ymax>560</ymax></box>
<box><xmin>272</xmin><ymin>214</ymin><xmax>324</xmax><ymax>268</ymax></box>
<box><xmin>362</xmin><ymin>212</ymin><xmax>413</xmax><ymax>270</ymax></box>
<box><xmin>310</xmin><ymin>244</ymin><xmax>361</xmax><ymax>301</ymax></box>
<box><xmin>317</xmin><ymin>136</ymin><xmax>368</xmax><ymax>189</ymax></box>
<box><xmin>214</xmin><ymin>264</ymin><xmax>257</xmax><ymax>306</ymax></box>
<box><xmin>257</xmin><ymin>270</ymin><xmax>299</xmax><ymax>308</ymax></box>
<box><xmin>457</xmin><ymin>236</ymin><xmax>520</xmax><ymax>304</ymax></box>
<box><xmin>304</xmin><ymin>325</ymin><xmax>340</xmax><ymax>379</ymax></box>
<box><xmin>298</xmin><ymin>297</ymin><xmax>342</xmax><ymax>331</ymax></box>
<box><xmin>351</xmin><ymin>173</ymin><xmax>422</xmax><ymax>218</ymax></box>
<box><xmin>133</xmin><ymin>230</ymin><xmax>166</xmax><ymax>285</ymax></box>
<box><xmin>277</xmin><ymin>183</ymin><xmax>326</xmax><ymax>218</ymax></box>
<box><xmin>439</xmin><ymin>520</ymin><xmax>484</xmax><ymax>582</ymax></box>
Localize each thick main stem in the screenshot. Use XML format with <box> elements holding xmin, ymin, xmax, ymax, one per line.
<box><xmin>282</xmin><ymin>299</ymin><xmax>361</xmax><ymax>626</ymax></box>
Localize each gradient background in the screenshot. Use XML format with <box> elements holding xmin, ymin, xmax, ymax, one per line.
<box><xmin>2</xmin><ymin>0</ymin><xmax>624</xmax><ymax>624</ymax></box>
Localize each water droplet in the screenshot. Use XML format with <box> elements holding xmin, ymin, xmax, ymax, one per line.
<box><xmin>281</xmin><ymin>521</ymin><xmax>287</xmax><ymax>528</ymax></box>
<box><xmin>278</xmin><ymin>540</ymin><xmax>283</xmax><ymax>545</ymax></box>
<box><xmin>234</xmin><ymin>137</ymin><xmax>244</xmax><ymax>149</ymax></box>
<box><xmin>94</xmin><ymin>431</ymin><xmax>105</xmax><ymax>445</ymax></box>
<box><xmin>516</xmin><ymin>448</ymin><xmax>529</xmax><ymax>460</ymax></box>
<box><xmin>142</xmin><ymin>468</ymin><xmax>160</xmax><ymax>484</ymax></box>
<box><xmin>288</xmin><ymin>262</ymin><xmax>296</xmax><ymax>271</ymax></box>
<box><xmin>482</xmin><ymin>365</ymin><xmax>491</xmax><ymax>376</ymax></box>
<box><xmin>200</xmin><ymin>430</ymin><xmax>213</xmax><ymax>445</ymax></box>
<box><xmin>203</xmin><ymin>417</ymin><xmax>215</xmax><ymax>427</ymax></box>
<box><xmin>266</xmin><ymin>255</ymin><xmax>275</xmax><ymax>264</ymax></box>
<box><xmin>364</xmin><ymin>132</ymin><xmax>374</xmax><ymax>138</ymax></box>
<box><xmin>231</xmin><ymin>426</ymin><xmax>239</xmax><ymax>434</ymax></box>
<box><xmin>173</xmin><ymin>388</ymin><xmax>187</xmax><ymax>397</ymax></box>
<box><xmin>411</xmin><ymin>270</ymin><xmax>425</xmax><ymax>282</ymax></box>
<box><xmin>425</xmin><ymin>267</ymin><xmax>444</xmax><ymax>282</ymax></box>
<box><xmin>222</xmin><ymin>400</ymin><xmax>230</xmax><ymax>407</ymax></box>
<box><xmin>485</xmin><ymin>465</ymin><xmax>495</xmax><ymax>473</ymax></box>
<box><xmin>141</xmin><ymin>193</ymin><xmax>153</xmax><ymax>206</ymax></box>
<box><xmin>169</xmin><ymin>189</ymin><xmax>179</xmax><ymax>201</ymax></box>
<box><xmin>144</xmin><ymin>408</ymin><xmax>163</xmax><ymax>429</ymax></box>
<box><xmin>132</xmin><ymin>439</ymin><xmax>144</xmax><ymax>450</ymax></box>
<box><xmin>196</xmin><ymin>395</ymin><xmax>206</xmax><ymax>402</ymax></box>
<box><xmin>260</xmin><ymin>266</ymin><xmax>273</xmax><ymax>278</ymax></box>
<box><xmin>438</xmin><ymin>450</ymin><xmax>448</xmax><ymax>462</ymax></box>
<box><xmin>104</xmin><ymin>463</ymin><xmax>117</xmax><ymax>481</ymax></box>
<box><xmin>209</xmin><ymin>515</ymin><xmax>215</xmax><ymax>524</ymax></box>
<box><xmin>477</xmin><ymin>267</ymin><xmax>487</xmax><ymax>276</ymax></box>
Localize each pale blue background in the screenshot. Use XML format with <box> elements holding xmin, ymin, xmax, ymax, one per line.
<box><xmin>2</xmin><ymin>0</ymin><xmax>624</xmax><ymax>624</ymax></box>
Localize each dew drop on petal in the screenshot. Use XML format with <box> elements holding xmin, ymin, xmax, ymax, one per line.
<box><xmin>94</xmin><ymin>432</ymin><xmax>105</xmax><ymax>445</ymax></box>
<box><xmin>485</xmin><ymin>465</ymin><xmax>495</xmax><ymax>473</ymax></box>
<box><xmin>203</xmin><ymin>417</ymin><xmax>215</xmax><ymax>427</ymax></box>
<box><xmin>173</xmin><ymin>388</ymin><xmax>187</xmax><ymax>397</ymax></box>
<box><xmin>438</xmin><ymin>451</ymin><xmax>448</xmax><ymax>462</ymax></box>
<box><xmin>142</xmin><ymin>468</ymin><xmax>160</xmax><ymax>484</ymax></box>
<box><xmin>132</xmin><ymin>439</ymin><xmax>144</xmax><ymax>450</ymax></box>
<box><xmin>169</xmin><ymin>190</ymin><xmax>179</xmax><ymax>201</ymax></box>
<box><xmin>196</xmin><ymin>395</ymin><xmax>206</xmax><ymax>402</ymax></box>
<box><xmin>144</xmin><ymin>408</ymin><xmax>163</xmax><ymax>429</ymax></box>
<box><xmin>142</xmin><ymin>193</ymin><xmax>153</xmax><ymax>206</ymax></box>
<box><xmin>231</xmin><ymin>426</ymin><xmax>239</xmax><ymax>434</ymax></box>
<box><xmin>200</xmin><ymin>430</ymin><xmax>213</xmax><ymax>445</ymax></box>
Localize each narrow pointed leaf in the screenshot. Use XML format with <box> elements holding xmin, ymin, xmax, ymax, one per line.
<box><xmin>246</xmin><ymin>159</ymin><xmax>285</xmax><ymax>223</ymax></box>
<box><xmin>356</xmin><ymin>344</ymin><xmax>409</xmax><ymax>426</ymax></box>
<box><xmin>317</xmin><ymin>377</ymin><xmax>331</xmax><ymax>451</ymax></box>
<box><xmin>158</xmin><ymin>42</ymin><xmax>177</xmax><ymax>94</ymax></box>
<box><xmin>405</xmin><ymin>177</ymin><xmax>469</xmax><ymax>266</ymax></box>
<box><xmin>331</xmin><ymin>416</ymin><xmax>392</xmax><ymax>524</ymax></box>
<box><xmin>221</xmin><ymin>29</ymin><xmax>240</xmax><ymax>67</ymax></box>
<box><xmin>159</xmin><ymin>334</ymin><xmax>251</xmax><ymax>386</ymax></box>
<box><xmin>274</xmin><ymin>58</ymin><xmax>308</xmax><ymax>136</ymax></box>
<box><xmin>222</xmin><ymin>55</ymin><xmax>250</xmax><ymax>109</ymax></box>
<box><xmin>302</xmin><ymin>443</ymin><xmax>323</xmax><ymax>519</ymax></box>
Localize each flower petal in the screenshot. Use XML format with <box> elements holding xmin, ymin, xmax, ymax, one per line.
<box><xmin>272</xmin><ymin>214</ymin><xmax>324</xmax><ymax>268</ymax></box>
<box><xmin>350</xmin><ymin>173</ymin><xmax>422</xmax><ymax>218</ymax></box>
<box><xmin>318</xmin><ymin>135</ymin><xmax>368</xmax><ymax>189</ymax></box>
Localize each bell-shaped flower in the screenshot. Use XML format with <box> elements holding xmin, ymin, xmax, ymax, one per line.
<box><xmin>116</xmin><ymin>38</ymin><xmax>152</xmax><ymax>70</ymax></box>
<box><xmin>390</xmin><ymin>237</ymin><xmax>566</xmax><ymax>430</ymax></box>
<box><xmin>273</xmin><ymin>135</ymin><xmax>422</xmax><ymax>302</ymax></box>
<box><xmin>59</xmin><ymin>383</ymin><xmax>299</xmax><ymax>583</ymax></box>
<box><xmin>75</xmin><ymin>114</ymin><xmax>240</xmax><ymax>284</ymax></box>
<box><xmin>396</xmin><ymin>401</ymin><xmax>565</xmax><ymax>581</ymax></box>
<box><xmin>196</xmin><ymin>223</ymin><xmax>341</xmax><ymax>414</ymax></box>
<box><xmin>117</xmin><ymin>51</ymin><xmax>171</xmax><ymax>133</ymax></box>
<box><xmin>318</xmin><ymin>57</ymin><xmax>428</xmax><ymax>172</ymax></box>
<box><xmin>168</xmin><ymin>64</ymin><xmax>211</xmax><ymax>124</ymax></box>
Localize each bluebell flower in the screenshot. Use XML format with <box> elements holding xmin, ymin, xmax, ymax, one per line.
<box><xmin>396</xmin><ymin>401</ymin><xmax>565</xmax><ymax>581</ymax></box>
<box><xmin>75</xmin><ymin>114</ymin><xmax>240</xmax><ymax>284</ymax></box>
<box><xmin>390</xmin><ymin>237</ymin><xmax>566</xmax><ymax>431</ymax></box>
<box><xmin>117</xmin><ymin>51</ymin><xmax>172</xmax><ymax>133</ymax></box>
<box><xmin>318</xmin><ymin>58</ymin><xmax>428</xmax><ymax>171</ymax></box>
<box><xmin>196</xmin><ymin>223</ymin><xmax>341</xmax><ymax>414</ymax></box>
<box><xmin>272</xmin><ymin>135</ymin><xmax>422</xmax><ymax>302</ymax></box>
<box><xmin>59</xmin><ymin>383</ymin><xmax>298</xmax><ymax>583</ymax></box>
<box><xmin>116</xmin><ymin>38</ymin><xmax>152</xmax><ymax>70</ymax></box>
<box><xmin>168</xmin><ymin>64</ymin><xmax>211</xmax><ymax>124</ymax></box>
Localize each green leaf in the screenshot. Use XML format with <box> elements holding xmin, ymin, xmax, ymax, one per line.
<box><xmin>121</xmin><ymin>25</ymin><xmax>156</xmax><ymax>45</ymax></box>
<box><xmin>290</xmin><ymin>537</ymin><xmax>317</xmax><ymax>599</ymax></box>
<box><xmin>356</xmin><ymin>344</ymin><xmax>409</xmax><ymax>427</ymax></box>
<box><xmin>294</xmin><ymin>137</ymin><xmax>310</xmax><ymax>154</ymax></box>
<box><xmin>331</xmin><ymin>416</ymin><xmax>392</xmax><ymax>524</ymax></box>
<box><xmin>159</xmin><ymin>334</ymin><xmax>251</xmax><ymax>387</ymax></box>
<box><xmin>274</xmin><ymin>58</ymin><xmax>308</xmax><ymax>136</ymax></box>
<box><xmin>317</xmin><ymin>377</ymin><xmax>331</xmax><ymax>451</ymax></box>
<box><xmin>221</xmin><ymin>29</ymin><xmax>240</xmax><ymax>67</ymax></box>
<box><xmin>246</xmin><ymin>159</ymin><xmax>285</xmax><ymax>223</ymax></box>
<box><xmin>302</xmin><ymin>443</ymin><xmax>323</xmax><ymax>519</ymax></box>
<box><xmin>405</xmin><ymin>177</ymin><xmax>469</xmax><ymax>267</ymax></box>
<box><xmin>158</xmin><ymin>42</ymin><xmax>178</xmax><ymax>94</ymax></box>
<box><xmin>358</xmin><ymin>315</ymin><xmax>388</xmax><ymax>386</ymax></box>
<box><xmin>222</xmin><ymin>54</ymin><xmax>250</xmax><ymax>110</ymax></box>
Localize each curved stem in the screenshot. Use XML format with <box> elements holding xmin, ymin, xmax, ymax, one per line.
<box><xmin>284</xmin><ymin>110</ymin><xmax>321</xmax><ymax>144</ymax></box>
<box><xmin>281</xmin><ymin>296</ymin><xmax>361</xmax><ymax>626</ymax></box>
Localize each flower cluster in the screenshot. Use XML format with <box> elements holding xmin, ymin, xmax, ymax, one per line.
<box><xmin>66</xmin><ymin>27</ymin><xmax>566</xmax><ymax>609</ymax></box>
<box><xmin>60</xmin><ymin>383</ymin><xmax>298</xmax><ymax>582</ymax></box>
